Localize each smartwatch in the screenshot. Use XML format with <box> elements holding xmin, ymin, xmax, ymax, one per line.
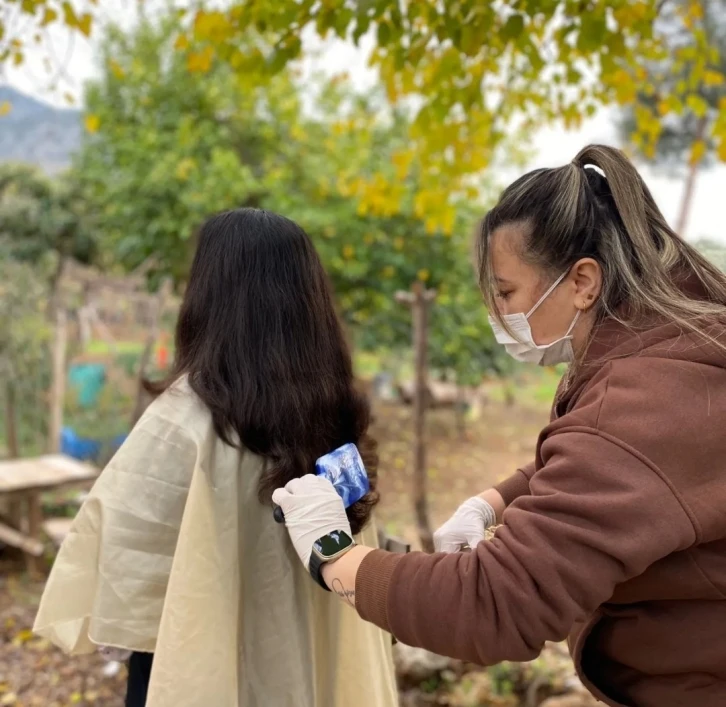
<box><xmin>309</xmin><ymin>530</ymin><xmax>356</xmax><ymax>591</ymax></box>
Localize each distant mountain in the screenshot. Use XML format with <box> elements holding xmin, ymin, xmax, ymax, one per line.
<box><xmin>0</xmin><ymin>86</ymin><xmax>82</xmax><ymax>172</ymax></box>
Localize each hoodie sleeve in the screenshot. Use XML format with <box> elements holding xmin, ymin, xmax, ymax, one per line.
<box><xmin>494</xmin><ymin>460</ymin><xmax>536</xmax><ymax>506</ymax></box>
<box><xmin>355</xmin><ymin>430</ymin><xmax>697</xmax><ymax>664</ymax></box>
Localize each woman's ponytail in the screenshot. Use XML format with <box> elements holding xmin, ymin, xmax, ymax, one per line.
<box><xmin>572</xmin><ymin>144</ymin><xmax>680</xmax><ymax>273</ymax></box>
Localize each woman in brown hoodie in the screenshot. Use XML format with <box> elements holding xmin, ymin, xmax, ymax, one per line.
<box><xmin>273</xmin><ymin>145</ymin><xmax>726</xmax><ymax>707</ymax></box>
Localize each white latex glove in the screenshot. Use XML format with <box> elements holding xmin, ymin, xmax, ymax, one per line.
<box><xmin>433</xmin><ymin>496</ymin><xmax>497</xmax><ymax>553</ymax></box>
<box><xmin>272</xmin><ymin>475</ymin><xmax>352</xmax><ymax>569</ymax></box>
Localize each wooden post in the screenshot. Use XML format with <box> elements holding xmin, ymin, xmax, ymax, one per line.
<box><xmin>25</xmin><ymin>492</ymin><xmax>44</xmax><ymax>577</ymax></box>
<box><xmin>5</xmin><ymin>380</ymin><xmax>19</xmax><ymax>458</ymax></box>
<box><xmin>130</xmin><ymin>279</ymin><xmax>172</xmax><ymax>427</ymax></box>
<box><xmin>48</xmin><ymin>307</ymin><xmax>68</xmax><ymax>453</ymax></box>
<box><xmin>395</xmin><ymin>281</ymin><xmax>437</xmax><ymax>553</ymax></box>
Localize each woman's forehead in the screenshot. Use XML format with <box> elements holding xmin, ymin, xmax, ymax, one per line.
<box><xmin>491</xmin><ymin>225</ymin><xmax>529</xmax><ymax>280</ymax></box>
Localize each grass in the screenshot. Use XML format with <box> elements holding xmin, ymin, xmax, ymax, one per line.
<box><xmin>84</xmin><ymin>340</ymin><xmax>145</xmax><ymax>355</ymax></box>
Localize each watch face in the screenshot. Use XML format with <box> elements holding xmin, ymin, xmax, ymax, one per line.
<box><xmin>314</xmin><ymin>530</ymin><xmax>354</xmax><ymax>559</ymax></box>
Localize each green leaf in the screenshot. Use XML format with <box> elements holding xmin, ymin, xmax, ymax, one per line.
<box><xmin>501</xmin><ymin>14</ymin><xmax>524</xmax><ymax>42</ymax></box>
<box><xmin>577</xmin><ymin>15</ymin><xmax>607</xmax><ymax>52</ymax></box>
<box><xmin>376</xmin><ymin>21</ymin><xmax>391</xmax><ymax>46</ymax></box>
<box><xmin>352</xmin><ymin>12</ymin><xmax>371</xmax><ymax>44</ymax></box>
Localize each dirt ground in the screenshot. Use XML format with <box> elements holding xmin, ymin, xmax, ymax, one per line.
<box><xmin>373</xmin><ymin>399</ymin><xmax>547</xmax><ymax>541</ymax></box>
<box><xmin>0</xmin><ymin>398</ymin><xmax>550</xmax><ymax>707</ymax></box>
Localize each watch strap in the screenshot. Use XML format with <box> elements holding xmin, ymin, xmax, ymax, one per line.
<box><xmin>309</xmin><ymin>551</ymin><xmax>332</xmax><ymax>591</ymax></box>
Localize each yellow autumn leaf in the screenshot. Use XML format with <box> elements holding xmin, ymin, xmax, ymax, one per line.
<box><xmin>686</xmin><ymin>94</ymin><xmax>709</xmax><ymax>118</ymax></box>
<box><xmin>193</xmin><ymin>10</ymin><xmax>232</xmax><ymax>42</ymax></box>
<box><xmin>0</xmin><ymin>102</ymin><xmax>11</xmax><ymax>117</ymax></box>
<box><xmin>187</xmin><ymin>46</ymin><xmax>214</xmax><ymax>73</ymax></box>
<box><xmin>109</xmin><ymin>59</ymin><xmax>125</xmax><ymax>79</ymax></box>
<box><xmin>441</xmin><ymin>207</ymin><xmax>456</xmax><ymax>236</ymax></box>
<box><xmin>382</xmin><ymin>265</ymin><xmax>395</xmax><ymax>278</ymax></box>
<box><xmin>12</xmin><ymin>52</ymin><xmax>23</xmax><ymax>67</ymax></box>
<box><xmin>61</xmin><ymin>1</ymin><xmax>79</xmax><ymax>27</ymax></box>
<box><xmin>41</xmin><ymin>7</ymin><xmax>58</xmax><ymax>27</ymax></box>
<box><xmin>342</xmin><ymin>245</ymin><xmax>355</xmax><ymax>260</ymax></box>
<box><xmin>0</xmin><ymin>692</ymin><xmax>17</xmax><ymax>706</ymax></box>
<box><xmin>11</xmin><ymin>628</ymin><xmax>34</xmax><ymax>646</ymax></box>
<box><xmin>610</xmin><ymin>69</ymin><xmax>637</xmax><ymax>104</ymax></box>
<box><xmin>290</xmin><ymin>124</ymin><xmax>307</xmax><ymax>141</ymax></box>
<box><xmin>77</xmin><ymin>13</ymin><xmax>92</xmax><ymax>37</ymax></box>
<box><xmin>657</xmin><ymin>100</ymin><xmax>670</xmax><ymax>116</ymax></box>
<box><xmin>391</xmin><ymin>149</ymin><xmax>414</xmax><ymax>180</ymax></box>
<box><xmin>417</xmin><ymin>269</ymin><xmax>430</xmax><ymax>282</ymax></box>
<box><xmin>717</xmin><ymin>139</ymin><xmax>726</xmax><ymax>162</ymax></box>
<box><xmin>703</xmin><ymin>70</ymin><xmax>725</xmax><ymax>87</ymax></box>
<box><xmin>70</xmin><ymin>692</ymin><xmax>82</xmax><ymax>704</ymax></box>
<box><xmin>84</xmin><ymin>114</ymin><xmax>100</xmax><ymax>133</ymax></box>
<box><xmin>174</xmin><ymin>34</ymin><xmax>190</xmax><ymax>51</ymax></box>
<box><xmin>690</xmin><ymin>140</ymin><xmax>707</xmax><ymax>165</ymax></box>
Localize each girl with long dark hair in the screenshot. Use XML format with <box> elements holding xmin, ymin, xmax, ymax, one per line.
<box><xmin>35</xmin><ymin>208</ymin><xmax>397</xmax><ymax>707</ymax></box>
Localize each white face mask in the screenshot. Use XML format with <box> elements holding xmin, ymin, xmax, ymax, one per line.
<box><xmin>488</xmin><ymin>271</ymin><xmax>580</xmax><ymax>366</ymax></box>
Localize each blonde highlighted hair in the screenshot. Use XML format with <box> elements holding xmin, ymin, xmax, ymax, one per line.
<box><xmin>477</xmin><ymin>144</ymin><xmax>726</xmax><ymax>350</ymax></box>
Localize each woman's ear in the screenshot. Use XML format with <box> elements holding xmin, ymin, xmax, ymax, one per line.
<box><xmin>572</xmin><ymin>258</ymin><xmax>602</xmax><ymax>310</ymax></box>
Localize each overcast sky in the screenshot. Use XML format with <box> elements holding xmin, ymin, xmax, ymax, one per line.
<box><xmin>4</xmin><ymin>3</ymin><xmax>725</xmax><ymax>244</ymax></box>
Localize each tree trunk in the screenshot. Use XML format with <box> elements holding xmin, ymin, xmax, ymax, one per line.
<box><xmin>675</xmin><ymin>116</ymin><xmax>708</xmax><ymax>238</ymax></box>
<box><xmin>5</xmin><ymin>380</ymin><xmax>19</xmax><ymax>458</ymax></box>
<box><xmin>395</xmin><ymin>282</ymin><xmax>437</xmax><ymax>553</ymax></box>
<box><xmin>412</xmin><ymin>286</ymin><xmax>433</xmax><ymax>552</ymax></box>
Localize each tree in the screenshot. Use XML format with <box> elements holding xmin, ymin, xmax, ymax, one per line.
<box><xmin>76</xmin><ymin>14</ymin><xmax>510</xmax><ymax>381</ymax></box>
<box><xmin>618</xmin><ymin>0</ymin><xmax>726</xmax><ymax>236</ymax></box>
<box><xmin>0</xmin><ymin>163</ymin><xmax>95</xmax><ymax>296</ymax></box>
<box><xmin>0</xmin><ymin>164</ymin><xmax>94</xmax><ymax>455</ymax></box>
<box><xmin>6</xmin><ymin>1</ymin><xmax>726</xmax><ymax>231</ymax></box>
<box><xmin>0</xmin><ymin>244</ymin><xmax>52</xmax><ymax>456</ymax></box>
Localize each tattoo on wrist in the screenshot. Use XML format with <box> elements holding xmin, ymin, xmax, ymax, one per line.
<box><xmin>331</xmin><ymin>578</ymin><xmax>355</xmax><ymax>607</ymax></box>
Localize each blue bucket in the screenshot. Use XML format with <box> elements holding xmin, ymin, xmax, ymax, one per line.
<box><xmin>60</xmin><ymin>427</ymin><xmax>102</xmax><ymax>461</ymax></box>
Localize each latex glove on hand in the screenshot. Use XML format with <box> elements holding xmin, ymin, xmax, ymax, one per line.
<box><xmin>272</xmin><ymin>475</ymin><xmax>351</xmax><ymax>568</ymax></box>
<box><xmin>434</xmin><ymin>496</ymin><xmax>497</xmax><ymax>553</ymax></box>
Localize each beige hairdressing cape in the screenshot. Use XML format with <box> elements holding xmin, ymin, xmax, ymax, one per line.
<box><xmin>34</xmin><ymin>380</ymin><xmax>397</xmax><ymax>707</ymax></box>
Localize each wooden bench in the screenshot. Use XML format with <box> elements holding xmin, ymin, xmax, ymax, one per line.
<box><xmin>0</xmin><ymin>454</ymin><xmax>98</xmax><ymax>575</ymax></box>
<box><xmin>42</xmin><ymin>517</ymin><xmax>75</xmax><ymax>547</ymax></box>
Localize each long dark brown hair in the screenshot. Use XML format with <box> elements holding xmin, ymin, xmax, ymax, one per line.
<box><xmin>146</xmin><ymin>208</ymin><xmax>378</xmax><ymax>534</ymax></box>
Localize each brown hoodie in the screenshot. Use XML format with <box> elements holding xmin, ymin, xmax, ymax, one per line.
<box><xmin>356</xmin><ymin>314</ymin><xmax>726</xmax><ymax>707</ymax></box>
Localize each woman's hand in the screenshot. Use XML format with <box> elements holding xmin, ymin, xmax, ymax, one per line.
<box><xmin>272</xmin><ymin>474</ymin><xmax>352</xmax><ymax>568</ymax></box>
<box><xmin>433</xmin><ymin>490</ymin><xmax>501</xmax><ymax>553</ymax></box>
<box><xmin>273</xmin><ymin>475</ymin><xmax>373</xmax><ymax>607</ymax></box>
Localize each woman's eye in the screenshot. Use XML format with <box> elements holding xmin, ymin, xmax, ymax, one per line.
<box><xmin>496</xmin><ymin>291</ymin><xmax>512</xmax><ymax>301</ymax></box>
